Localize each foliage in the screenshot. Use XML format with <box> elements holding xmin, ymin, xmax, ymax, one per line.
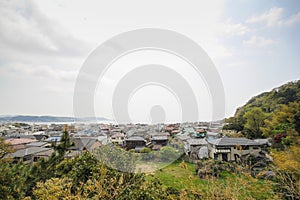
<box><xmin>0</xmin><ymin>146</ymin><xmax>284</xmax><ymax>200</ymax></box>
<box><xmin>93</xmin><ymin>144</ymin><xmax>137</xmax><ymax>173</ymax></box>
<box><xmin>201</xmin><ymin>173</ymin><xmax>279</xmax><ymax>200</ymax></box>
<box><xmin>272</xmin><ymin>144</ymin><xmax>300</xmax><ymax>199</ymax></box>
<box><xmin>262</xmin><ymin>102</ymin><xmax>299</xmax><ymax>138</ymax></box>
<box><xmin>33</xmin><ymin>178</ymin><xmax>73</xmax><ymax>200</ymax></box>
<box><xmin>53</xmin><ymin>130</ymin><xmax>73</xmax><ymax>158</ymax></box>
<box><xmin>159</xmin><ymin>146</ymin><xmax>180</xmax><ymax>162</ymax></box>
<box><xmin>151</xmin><ymin>160</ymin><xmax>278</xmax><ymax>199</ymax></box>
<box><xmin>0</xmin><ymin>160</ymin><xmax>31</xmax><ymax>199</ymax></box>
<box><xmin>224</xmin><ymin>80</ymin><xmax>300</xmax><ymax>141</ymax></box>
<box><xmin>140</xmin><ymin>147</ymin><xmax>155</xmax><ymax>161</ymax></box>
<box><xmin>57</xmin><ymin>151</ymin><xmax>98</xmax><ymax>189</ymax></box>
<box><xmin>0</xmin><ymin>137</ymin><xmax>14</xmax><ymax>159</ymax></box>
<box><xmin>244</xmin><ymin>107</ymin><xmax>266</xmax><ymax>139</ymax></box>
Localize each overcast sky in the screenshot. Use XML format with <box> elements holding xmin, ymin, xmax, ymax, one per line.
<box><xmin>0</xmin><ymin>0</ymin><xmax>299</xmax><ymax>122</ymax></box>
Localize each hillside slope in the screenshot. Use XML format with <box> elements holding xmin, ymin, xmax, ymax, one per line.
<box><xmin>224</xmin><ymin>80</ymin><xmax>300</xmax><ymax>140</ymax></box>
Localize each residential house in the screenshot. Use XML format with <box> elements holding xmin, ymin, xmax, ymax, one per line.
<box><xmin>151</xmin><ymin>135</ymin><xmax>168</xmax><ymax>146</ymax></box>
<box><xmin>5</xmin><ymin>138</ymin><xmax>37</xmax><ymax>150</ymax></box>
<box><xmin>254</xmin><ymin>139</ymin><xmax>271</xmax><ymax>150</ymax></box>
<box><xmin>71</xmin><ymin>137</ymin><xmax>101</xmax><ymax>152</ymax></box>
<box><xmin>97</xmin><ymin>134</ymin><xmax>110</xmax><ymax>145</ymax></box>
<box><xmin>207</xmin><ymin>138</ymin><xmax>262</xmax><ymax>161</ymax></box>
<box><xmin>186</xmin><ymin>139</ymin><xmax>208</xmax><ymax>160</ymax></box>
<box><xmin>125</xmin><ymin>136</ymin><xmax>146</xmax><ymax>149</ymax></box>
<box><xmin>111</xmin><ymin>132</ymin><xmax>125</xmax><ymax>145</ymax></box>
<box><xmin>7</xmin><ymin>147</ymin><xmax>53</xmax><ymax>164</ymax></box>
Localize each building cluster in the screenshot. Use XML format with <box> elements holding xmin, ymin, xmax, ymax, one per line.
<box><xmin>0</xmin><ymin>121</ymin><xmax>270</xmax><ymax>164</ymax></box>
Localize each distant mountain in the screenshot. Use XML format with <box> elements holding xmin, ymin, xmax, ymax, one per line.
<box><xmin>0</xmin><ymin>115</ymin><xmax>110</xmax><ymax>123</ymax></box>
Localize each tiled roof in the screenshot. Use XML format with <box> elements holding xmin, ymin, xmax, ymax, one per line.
<box><xmin>125</xmin><ymin>136</ymin><xmax>145</xmax><ymax>141</ymax></box>
<box><xmin>9</xmin><ymin>147</ymin><xmax>50</xmax><ymax>158</ymax></box>
<box><xmin>5</xmin><ymin>138</ymin><xmax>37</xmax><ymax>145</ymax></box>
<box><xmin>25</xmin><ymin>142</ymin><xmax>48</xmax><ymax>147</ymax></box>
<box><xmin>71</xmin><ymin>137</ymin><xmax>98</xmax><ymax>150</ymax></box>
<box><xmin>111</xmin><ymin>133</ymin><xmax>125</xmax><ymax>138</ymax></box>
<box><xmin>187</xmin><ymin>139</ymin><xmax>207</xmax><ymax>146</ymax></box>
<box><xmin>207</xmin><ymin>138</ymin><xmax>259</xmax><ymax>146</ymax></box>
<box><xmin>254</xmin><ymin>139</ymin><xmax>271</xmax><ymax>145</ymax></box>
<box><xmin>175</xmin><ymin>135</ymin><xmax>191</xmax><ymax>141</ymax></box>
<box><xmin>151</xmin><ymin>136</ymin><xmax>168</xmax><ymax>141</ymax></box>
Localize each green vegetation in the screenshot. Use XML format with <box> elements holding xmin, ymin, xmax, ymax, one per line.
<box><xmin>148</xmin><ymin>160</ymin><xmax>278</xmax><ymax>199</ymax></box>
<box><xmin>224</xmin><ymin>80</ymin><xmax>300</xmax><ymax>142</ymax></box>
<box><xmin>271</xmin><ymin>142</ymin><xmax>300</xmax><ymax>199</ymax></box>
<box><xmin>148</xmin><ymin>161</ymin><xmax>204</xmax><ymax>190</ymax></box>
<box><xmin>223</xmin><ymin>80</ymin><xmax>300</xmax><ymax>199</ymax></box>
<box><xmin>0</xmin><ymin>131</ymin><xmax>296</xmax><ymax>199</ymax></box>
<box><xmin>0</xmin><ymin>137</ymin><xmax>14</xmax><ymax>159</ymax></box>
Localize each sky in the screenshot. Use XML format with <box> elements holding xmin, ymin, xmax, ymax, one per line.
<box><xmin>0</xmin><ymin>0</ymin><xmax>299</xmax><ymax>123</ymax></box>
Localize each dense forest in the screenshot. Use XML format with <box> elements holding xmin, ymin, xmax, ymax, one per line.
<box><xmin>224</xmin><ymin>80</ymin><xmax>300</xmax><ymax>143</ymax></box>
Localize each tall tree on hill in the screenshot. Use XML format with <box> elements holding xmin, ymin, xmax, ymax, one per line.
<box><xmin>243</xmin><ymin>107</ymin><xmax>266</xmax><ymax>139</ymax></box>
<box><xmin>55</xmin><ymin>130</ymin><xmax>72</xmax><ymax>158</ymax></box>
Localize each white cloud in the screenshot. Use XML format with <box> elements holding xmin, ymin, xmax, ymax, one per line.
<box><xmin>218</xmin><ymin>20</ymin><xmax>250</xmax><ymax>36</ymax></box>
<box><xmin>284</xmin><ymin>11</ymin><xmax>300</xmax><ymax>26</ymax></box>
<box><xmin>246</xmin><ymin>7</ymin><xmax>300</xmax><ymax>27</ymax></box>
<box><xmin>0</xmin><ymin>0</ymin><xmax>90</xmax><ymax>57</ymax></box>
<box><xmin>0</xmin><ymin>63</ymin><xmax>78</xmax><ymax>82</ymax></box>
<box><xmin>243</xmin><ymin>36</ymin><xmax>276</xmax><ymax>48</ymax></box>
<box><xmin>247</xmin><ymin>7</ymin><xmax>283</xmax><ymax>27</ymax></box>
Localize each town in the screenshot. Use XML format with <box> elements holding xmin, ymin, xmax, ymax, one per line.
<box><xmin>1</xmin><ymin>121</ymin><xmax>270</xmax><ymax>166</ymax></box>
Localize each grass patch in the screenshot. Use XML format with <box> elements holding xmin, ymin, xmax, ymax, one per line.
<box><xmin>147</xmin><ymin>160</ymin><xmax>205</xmax><ymax>190</ymax></box>
<box><xmin>146</xmin><ymin>160</ymin><xmax>279</xmax><ymax>199</ymax></box>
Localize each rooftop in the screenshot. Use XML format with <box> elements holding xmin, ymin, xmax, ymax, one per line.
<box><xmin>125</xmin><ymin>136</ymin><xmax>145</xmax><ymax>141</ymax></box>
<box><xmin>25</xmin><ymin>141</ymin><xmax>48</xmax><ymax>147</ymax></box>
<box><xmin>187</xmin><ymin>139</ymin><xmax>207</xmax><ymax>146</ymax></box>
<box><xmin>208</xmin><ymin>137</ymin><xmax>259</xmax><ymax>146</ymax></box>
<box><xmin>151</xmin><ymin>136</ymin><xmax>168</xmax><ymax>141</ymax></box>
<box><xmin>5</xmin><ymin>138</ymin><xmax>37</xmax><ymax>145</ymax></box>
<box><xmin>9</xmin><ymin>147</ymin><xmax>51</xmax><ymax>158</ymax></box>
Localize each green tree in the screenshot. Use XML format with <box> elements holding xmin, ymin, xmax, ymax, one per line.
<box><xmin>243</xmin><ymin>107</ymin><xmax>266</xmax><ymax>139</ymax></box>
<box><xmin>140</xmin><ymin>147</ymin><xmax>154</xmax><ymax>161</ymax></box>
<box><xmin>93</xmin><ymin>144</ymin><xmax>137</xmax><ymax>173</ymax></box>
<box><xmin>33</xmin><ymin>178</ymin><xmax>73</xmax><ymax>199</ymax></box>
<box><xmin>0</xmin><ymin>161</ymin><xmax>30</xmax><ymax>199</ymax></box>
<box><xmin>261</xmin><ymin>102</ymin><xmax>300</xmax><ymax>140</ymax></box>
<box><xmin>0</xmin><ymin>138</ymin><xmax>14</xmax><ymax>159</ymax></box>
<box><xmin>294</xmin><ymin>110</ymin><xmax>300</xmax><ymax>135</ymax></box>
<box><xmin>159</xmin><ymin>146</ymin><xmax>180</xmax><ymax>162</ymax></box>
<box><xmin>53</xmin><ymin>130</ymin><xmax>73</xmax><ymax>158</ymax></box>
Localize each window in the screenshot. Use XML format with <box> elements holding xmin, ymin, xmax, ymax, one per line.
<box><xmin>33</xmin><ymin>156</ymin><xmax>39</xmax><ymax>162</ymax></box>
<box><xmin>242</xmin><ymin>146</ymin><xmax>249</xmax><ymax>150</ymax></box>
<box><xmin>23</xmin><ymin>155</ymin><xmax>31</xmax><ymax>162</ymax></box>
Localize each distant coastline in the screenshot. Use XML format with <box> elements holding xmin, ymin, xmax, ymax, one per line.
<box><xmin>0</xmin><ymin>115</ymin><xmax>111</xmax><ymax>123</ymax></box>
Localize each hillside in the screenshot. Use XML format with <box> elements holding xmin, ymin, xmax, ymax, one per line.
<box><xmin>224</xmin><ymin>80</ymin><xmax>300</xmax><ymax>140</ymax></box>
<box><xmin>235</xmin><ymin>80</ymin><xmax>300</xmax><ymax>118</ymax></box>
